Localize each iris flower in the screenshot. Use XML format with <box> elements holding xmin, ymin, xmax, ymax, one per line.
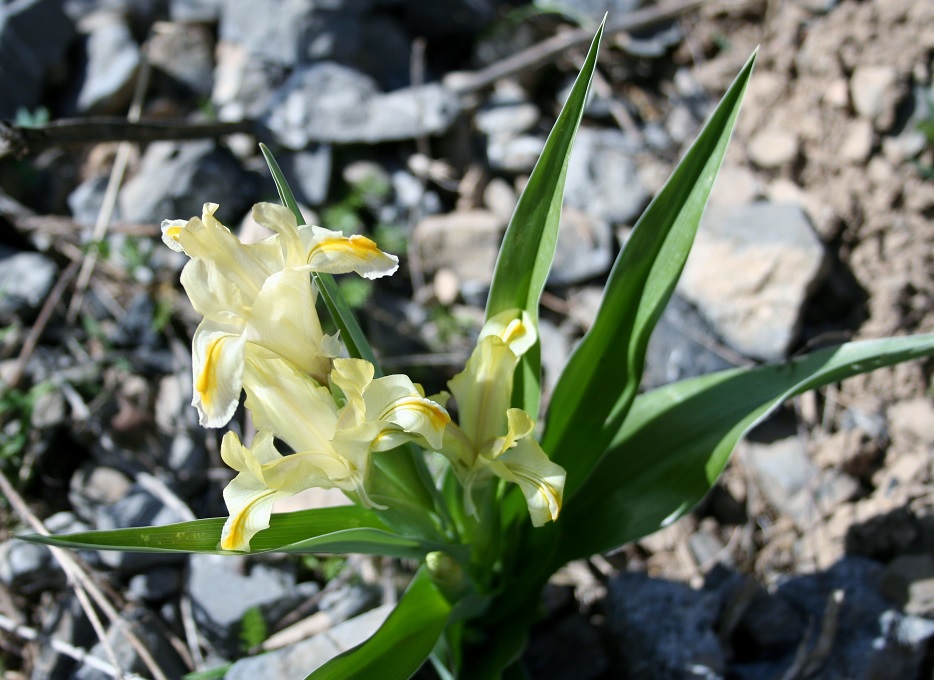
<box><xmin>219</xmin><ymin>354</ymin><xmax>450</xmax><ymax>551</ymax></box>
<box><xmin>162</xmin><ymin>202</ymin><xmax>398</xmax><ymax>427</ymax></box>
<box><xmin>440</xmin><ymin>310</ymin><xmax>566</xmax><ymax>526</ymax></box>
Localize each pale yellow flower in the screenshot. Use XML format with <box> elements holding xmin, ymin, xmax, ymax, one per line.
<box><xmin>161</xmin><ymin>202</ymin><xmax>398</xmax><ymax>427</ymax></box>
<box><xmin>218</xmin><ymin>353</ymin><xmax>450</xmax><ymax>551</ymax></box>
<box><xmin>440</xmin><ymin>309</ymin><xmax>565</xmax><ymax>526</ymax></box>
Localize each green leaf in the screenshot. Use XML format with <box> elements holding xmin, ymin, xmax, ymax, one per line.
<box><xmin>20</xmin><ymin>506</ymin><xmax>433</xmax><ymax>559</ymax></box>
<box><xmin>307</xmin><ymin>567</ymin><xmax>452</xmax><ymax>680</ymax></box>
<box><xmin>259</xmin><ymin>143</ymin><xmax>380</xmax><ymax>373</ymax></box>
<box><xmin>555</xmin><ymin>334</ymin><xmax>934</xmax><ymax>564</ymax></box>
<box><xmin>542</xmin><ymin>50</ymin><xmax>758</xmax><ymax>500</ymax></box>
<box><xmin>484</xmin><ymin>18</ymin><xmax>605</xmax><ymax>418</ymax></box>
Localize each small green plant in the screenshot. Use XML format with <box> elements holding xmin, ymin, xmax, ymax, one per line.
<box><xmin>14</xmin><ymin>106</ymin><xmax>50</xmax><ymax>128</ymax></box>
<box><xmin>239</xmin><ymin>606</ymin><xmax>268</xmax><ymax>653</ymax></box>
<box><xmin>23</xmin><ymin>22</ymin><xmax>934</xmax><ymax>679</ymax></box>
<box><xmin>0</xmin><ymin>382</ymin><xmax>53</xmax><ymax>468</ymax></box>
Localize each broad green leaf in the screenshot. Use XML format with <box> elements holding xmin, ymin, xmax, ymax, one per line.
<box><xmin>542</xmin><ymin>51</ymin><xmax>757</xmax><ymax>501</ymax></box>
<box><xmin>260</xmin><ymin>143</ymin><xmax>380</xmax><ymax>372</ymax></box>
<box><xmin>484</xmin><ymin>18</ymin><xmax>604</xmax><ymax>418</ymax></box>
<box><xmin>555</xmin><ymin>334</ymin><xmax>934</xmax><ymax>564</ymax></box>
<box><xmin>21</xmin><ymin>506</ymin><xmax>433</xmax><ymax>558</ymax></box>
<box><xmin>307</xmin><ymin>567</ymin><xmax>452</xmax><ymax>680</ymax></box>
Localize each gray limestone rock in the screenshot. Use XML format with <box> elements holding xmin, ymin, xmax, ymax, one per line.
<box><xmin>119</xmin><ymin>140</ymin><xmax>254</xmax><ymax>225</ymax></box>
<box><xmin>677</xmin><ymin>202</ymin><xmax>829</xmax><ymax>361</ymax></box>
<box><xmin>264</xmin><ymin>62</ymin><xmax>460</xmax><ymax>148</ymax></box>
<box><xmin>548</xmin><ymin>207</ymin><xmax>613</xmax><ymax>286</ymax></box>
<box><xmin>411</xmin><ymin>210</ymin><xmax>505</xmax><ymax>291</ymax></box>
<box><xmin>76</xmin><ymin>11</ymin><xmax>140</xmax><ymax>114</ymax></box>
<box><xmin>0</xmin><ymin>247</ymin><xmax>58</xmax><ymax>320</ymax></box>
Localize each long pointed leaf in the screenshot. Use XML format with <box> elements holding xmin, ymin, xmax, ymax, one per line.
<box><xmin>484</xmin><ymin>18</ymin><xmax>605</xmax><ymax>418</ymax></box>
<box><xmin>555</xmin><ymin>334</ymin><xmax>934</xmax><ymax>563</ymax></box>
<box><xmin>20</xmin><ymin>506</ymin><xmax>432</xmax><ymax>558</ymax></box>
<box><xmin>542</xmin><ymin>51</ymin><xmax>757</xmax><ymax>500</ymax></box>
<box><xmin>307</xmin><ymin>567</ymin><xmax>452</xmax><ymax>680</ymax></box>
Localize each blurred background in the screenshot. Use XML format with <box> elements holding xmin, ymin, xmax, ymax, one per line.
<box><xmin>0</xmin><ymin>0</ymin><xmax>932</xmax><ymax>677</ymax></box>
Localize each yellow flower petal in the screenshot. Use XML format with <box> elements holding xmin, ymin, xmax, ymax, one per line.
<box><xmin>492</xmin><ymin>437</ymin><xmax>565</xmax><ymax>526</ymax></box>
<box><xmin>191</xmin><ymin>322</ymin><xmax>246</xmax><ymax>428</ymax></box>
<box><xmin>302</xmin><ymin>227</ymin><xmax>399</xmax><ymax>279</ymax></box>
<box><xmin>480</xmin><ymin>309</ymin><xmax>537</xmax><ymax>358</ymax></box>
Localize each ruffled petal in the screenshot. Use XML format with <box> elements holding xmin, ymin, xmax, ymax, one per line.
<box><xmin>160</xmin><ymin>218</ymin><xmax>188</xmax><ymax>252</ymax></box>
<box><xmin>191</xmin><ymin>321</ymin><xmax>246</xmax><ymax>428</ymax></box>
<box><xmin>480</xmin><ymin>309</ymin><xmax>537</xmax><ymax>358</ymax></box>
<box><xmin>365</xmin><ymin>374</ymin><xmax>450</xmax><ymax>451</ymax></box>
<box><xmin>252</xmin><ymin>202</ymin><xmax>305</xmax><ymax>267</ymax></box>
<box><xmin>490</xmin><ymin>437</ymin><xmax>565</xmax><ymax>527</ymax></box>
<box><xmin>180</xmin><ymin>258</ymin><xmax>247</xmax><ymax>323</ymax></box>
<box><xmin>301</xmin><ymin>226</ymin><xmax>399</xmax><ymax>279</ymax></box>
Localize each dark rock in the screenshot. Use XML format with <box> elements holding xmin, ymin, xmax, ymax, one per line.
<box><xmin>68</xmin><ymin>175</ymin><xmax>119</xmax><ymax>225</ymax></box>
<box><xmin>119</xmin><ymin>141</ymin><xmax>254</xmax><ymax>224</ymax></box>
<box><xmin>0</xmin><ymin>539</ymin><xmax>61</xmax><ymax>593</ymax></box>
<box><xmin>111</xmin><ymin>293</ymin><xmax>159</xmax><ymax>350</ymax></box>
<box><xmin>0</xmin><ymin>0</ymin><xmax>76</xmax><ymax>119</ymax></box>
<box><xmin>525</xmin><ymin>613</ymin><xmax>608</xmax><ymax>680</ymax></box>
<box><xmin>0</xmin><ymin>246</ymin><xmax>58</xmax><ymax>320</ymax></box>
<box><xmin>147</xmin><ymin>21</ymin><xmax>215</xmax><ymax>99</ymax></box>
<box><xmin>318</xmin><ymin>582</ymin><xmax>380</xmax><ymax>625</ymax></box>
<box><xmin>606</xmin><ymin>571</ymin><xmax>724</xmax><ymax>679</ymax></box>
<box><xmin>128</xmin><ymin>567</ymin><xmax>181</xmax><ymax>602</ymax></box>
<box><xmin>169</xmin><ymin>0</ymin><xmax>222</xmax><ymax>22</ymax></box>
<box><xmin>879</xmin><ymin>554</ymin><xmax>934</xmax><ymax>616</ymax></box>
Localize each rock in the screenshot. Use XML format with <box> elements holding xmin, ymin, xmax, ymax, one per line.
<box><xmin>747</xmin><ymin>129</ymin><xmax>799</xmax><ymax>169</ymax></box>
<box><xmin>211</xmin><ymin>40</ymin><xmax>284</xmax><ymax>121</ymax></box>
<box><xmin>170</xmin><ymin>0</ymin><xmax>222</xmax><ymax>22</ymax></box>
<box><xmin>120</xmin><ymin>140</ymin><xmax>253</xmax><ymax>224</ymax></box>
<box><xmin>318</xmin><ymin>582</ymin><xmax>380</xmax><ymax>625</ymax></box>
<box><xmin>68</xmin><ymin>175</ymin><xmax>119</xmax><ymax>224</ymax></box>
<box><xmin>0</xmin><ymin>0</ymin><xmax>76</xmax><ymax>118</ymax></box>
<box><xmin>483</xmin><ymin>177</ymin><xmax>517</xmax><ymax>221</ymax></box>
<box><xmin>30</xmin><ymin>388</ymin><xmax>66</xmax><ymax>429</ymax></box>
<box><xmin>411</xmin><ymin>210</ymin><xmax>504</xmax><ymax>290</ymax></box>
<box><xmin>128</xmin><ymin>567</ymin><xmax>182</xmax><ymax>602</ymax></box>
<box><xmin>475</xmin><ymin>100</ymin><xmax>539</xmax><ymax>136</ymax></box>
<box><xmin>264</xmin><ymin>62</ymin><xmax>460</xmax><ymax>148</ymax></box>
<box><xmin>850</xmin><ymin>65</ymin><xmax>902</xmax><ymax>129</ymax></box>
<box><xmin>433</xmin><ymin>268</ymin><xmax>460</xmax><ymax>306</ymax></box>
<box><xmin>564</xmin><ymin>128</ymin><xmax>650</xmax><ymax>225</ymax></box>
<box><xmin>840</xmin><ymin>118</ymin><xmax>875</xmax><ymax>163</ymax></box>
<box><xmin>534</xmin><ymin>0</ymin><xmax>641</xmax><ymax>22</ymax></box>
<box><xmin>708</xmin><ymin>165</ymin><xmax>763</xmax><ymax>207</ymax></box>
<box><xmin>487</xmin><ymin>134</ymin><xmax>547</xmax><ymax>173</ymax></box>
<box><xmin>188</xmin><ymin>553</ymin><xmax>316</xmax><ymax>652</ymax></box>
<box><xmin>776</xmin><ymin>556</ymin><xmax>934</xmax><ymax>680</ymax></box>
<box><xmin>147</xmin><ymin>21</ymin><xmax>215</xmax><ymax>98</ymax></box>
<box><xmin>72</xmin><ymin>609</ymin><xmax>188</xmax><ymax>680</ymax></box>
<box><xmin>524</xmin><ymin>613</ymin><xmax>608</xmax><ymax>680</ymax></box>
<box><xmin>642</xmin><ymin>295</ymin><xmax>738</xmax><ymax>389</ymax></box>
<box><xmin>886</xmin><ymin>398</ymin><xmax>934</xmax><ymax>447</ymax></box>
<box><xmin>538</xmin><ymin>318</ymin><xmax>573</xmax><ymax>399</ymax></box>
<box><xmin>95</xmin><ymin>486</ymin><xmax>189</xmax><ymax>572</ymax></box>
<box><xmin>0</xmin><ymin>539</ymin><xmax>61</xmax><ymax>593</ymax></box>
<box><xmin>70</xmin><ymin>465</ymin><xmax>132</xmax><ymax>521</ymax></box>
<box><xmin>217</xmin><ymin>0</ymin><xmax>315</xmax><ymax>66</ymax></box>
<box><xmin>800</xmin><ymin>0</ymin><xmax>838</xmax><ymax>13</ymax></box>
<box><xmin>678</xmin><ymin>202</ymin><xmax>828</xmax><ymax>361</ymax></box>
<box><xmin>225</xmin><ymin>604</ymin><xmax>394</xmax><ymax>679</ymax></box>
<box><xmin>548</xmin><ymin>207</ymin><xmax>613</xmax><ymax>286</ymax></box>
<box><xmin>0</xmin><ymin>247</ymin><xmax>58</xmax><ymax>320</ymax></box>
<box><xmin>880</xmin><ymin>554</ymin><xmax>934</xmax><ymax>616</ymax></box>
<box><xmin>277</xmin><ymin>147</ymin><xmax>333</xmax><ymax>206</ymax></box>
<box><xmin>606</xmin><ymin>571</ymin><xmax>724</xmax><ymax>679</ymax></box>
<box><xmin>746</xmin><ymin>434</ymin><xmax>816</xmax><ymax>519</ymax></box>
<box><xmin>75</xmin><ymin>11</ymin><xmax>140</xmax><ymax>114</ymax></box>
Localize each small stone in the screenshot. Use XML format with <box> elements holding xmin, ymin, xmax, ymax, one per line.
<box><xmin>824</xmin><ymin>78</ymin><xmax>851</xmax><ymax>108</ymax></box>
<box><xmin>566</xmin><ymin>286</ymin><xmax>604</xmax><ymax>331</ymax></box>
<box><xmin>840</xmin><ymin>119</ymin><xmax>875</xmax><ymax>163</ymax></box>
<box><xmin>147</xmin><ymin>21</ymin><xmax>215</xmax><ymax>98</ymax></box>
<box><xmin>487</xmin><ymin>134</ymin><xmax>547</xmax><ymax>173</ymax></box>
<box><xmin>475</xmin><ymin>101</ymin><xmax>539</xmax><ymax>136</ymax></box>
<box><xmin>0</xmin><ymin>247</ymin><xmax>58</xmax><ymax>320</ymax></box>
<box><xmin>0</xmin><ymin>540</ymin><xmax>60</xmax><ymax>592</ymax></box>
<box><xmin>433</xmin><ymin>268</ymin><xmax>460</xmax><ymax>306</ymax></box>
<box><xmin>483</xmin><ymin>177</ymin><xmax>517</xmax><ymax>222</ymax></box>
<box><xmin>30</xmin><ymin>389</ymin><xmax>65</xmax><ymax>429</ymax></box>
<box><xmin>882</xmin><ymin>130</ymin><xmax>928</xmax><ymax>163</ymax></box>
<box><xmin>128</xmin><ymin>567</ymin><xmax>182</xmax><ymax>602</ymax></box>
<box><xmin>746</xmin><ymin>435</ymin><xmax>816</xmax><ymax>517</ymax></box>
<box><xmin>279</xmin><ymin>146</ymin><xmax>333</xmax><ymax>206</ymax></box>
<box><xmin>887</xmin><ymin>398</ymin><xmax>934</xmax><ymax>447</ymax></box>
<box><xmin>708</xmin><ymin>165</ymin><xmax>762</xmax><ymax>206</ymax></box>
<box><xmin>850</xmin><ymin>65</ymin><xmax>901</xmax><ymax>129</ymax></box>
<box><xmin>747</xmin><ymin>129</ymin><xmax>799</xmax><ymax>169</ymax></box>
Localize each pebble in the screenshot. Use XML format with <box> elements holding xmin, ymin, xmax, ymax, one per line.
<box><xmin>708</xmin><ymin>165</ymin><xmax>763</xmax><ymax>207</ymax></box>
<box><xmin>850</xmin><ymin>65</ymin><xmax>901</xmax><ymax>128</ymax></box>
<box><xmin>548</xmin><ymin>207</ymin><xmax>613</xmax><ymax>286</ymax></box>
<box><xmin>0</xmin><ymin>540</ymin><xmax>60</xmax><ymax>593</ymax></box>
<box><xmin>840</xmin><ymin>118</ymin><xmax>875</xmax><ymax>163</ymax></box>
<box><xmin>475</xmin><ymin>101</ymin><xmax>539</xmax><ymax>136</ymax></box>
<box><xmin>147</xmin><ymin>21</ymin><xmax>215</xmax><ymax>98</ymax></box>
<box><xmin>0</xmin><ymin>247</ymin><xmax>58</xmax><ymax>320</ymax></box>
<box><xmin>886</xmin><ymin>398</ymin><xmax>934</xmax><ymax>447</ymax></box>
<box><xmin>747</xmin><ymin>129</ymin><xmax>799</xmax><ymax>169</ymax></box>
<box><xmin>279</xmin><ymin>145</ymin><xmax>333</xmax><ymax>206</ymax></box>
<box><xmin>483</xmin><ymin>177</ymin><xmax>517</xmax><ymax>221</ymax></box>
<box><xmin>678</xmin><ymin>202</ymin><xmax>828</xmax><ymax>361</ymax></box>
<box><xmin>487</xmin><ymin>134</ymin><xmax>547</xmax><ymax>173</ymax></box>
<box><xmin>746</xmin><ymin>433</ymin><xmax>816</xmax><ymax>517</ymax></box>
<box><xmin>880</xmin><ymin>554</ymin><xmax>934</xmax><ymax>616</ymax></box>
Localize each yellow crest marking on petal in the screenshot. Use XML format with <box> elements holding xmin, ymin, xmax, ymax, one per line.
<box><xmin>196</xmin><ymin>336</ymin><xmax>225</xmax><ymax>407</ymax></box>
<box><xmin>221</xmin><ymin>489</ymin><xmax>275</xmax><ymax>551</ymax></box>
<box><xmin>165</xmin><ymin>225</ymin><xmax>183</xmax><ymax>242</ymax></box>
<box><xmin>309</xmin><ymin>234</ymin><xmax>382</xmax><ymax>262</ymax></box>
<box><xmin>380</xmin><ymin>397</ymin><xmax>451</xmax><ymax>429</ymax></box>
